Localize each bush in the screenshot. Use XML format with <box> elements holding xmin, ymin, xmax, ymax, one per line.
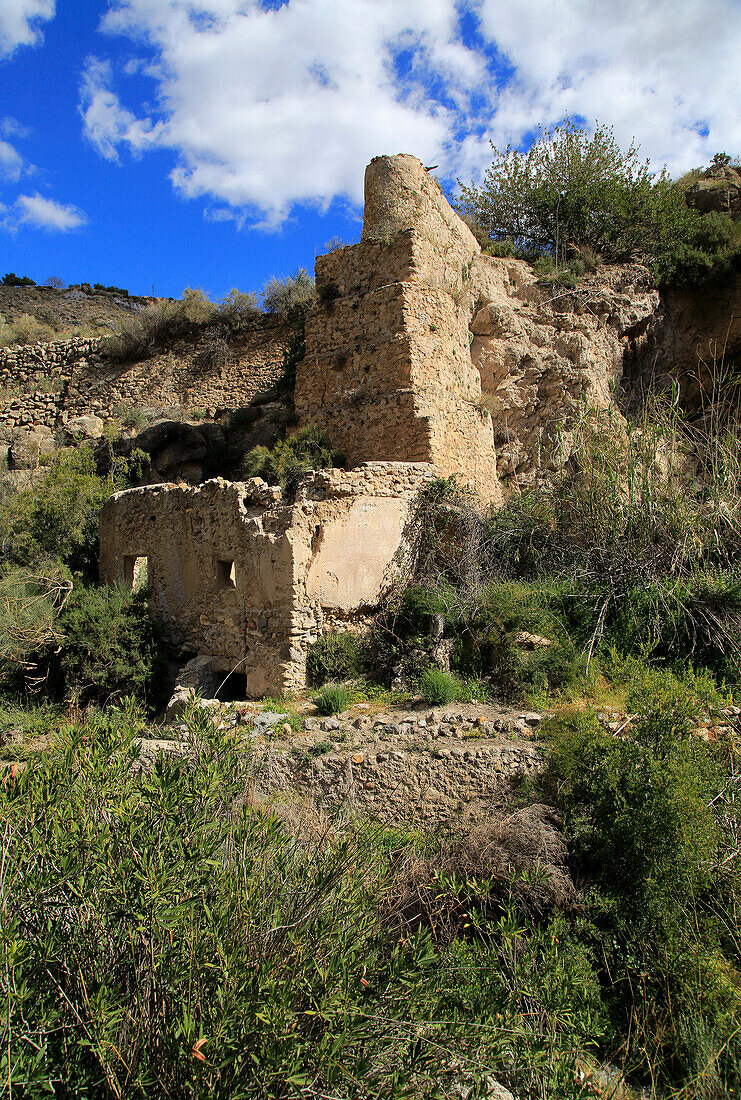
<box><xmin>2</xmin><ymin>272</ymin><xmax>35</xmax><ymax>286</ymax></box>
<box><xmin>314</xmin><ymin>683</ymin><xmax>351</xmax><ymax>715</ymax></box>
<box><xmin>240</xmin><ymin>426</ymin><xmax>343</xmax><ymax>498</ymax></box>
<box><xmin>419</xmin><ymin>667</ymin><xmax>461</xmax><ymax>705</ymax></box>
<box><xmin>306</xmin><ymin>631</ymin><xmax>365</xmax><ymax>686</ymax></box>
<box><xmin>217</xmin><ymin>287</ymin><xmax>260</xmax><ymax>331</ymax></box>
<box><xmin>543</xmin><ymin>701</ymin><xmax>741</xmax><ymax>1089</ymax></box>
<box><xmin>0</xmin><ymin>446</ymin><xmax>146</xmax><ymax>580</ymax></box>
<box><xmin>0</xmin><ymin>312</ymin><xmax>54</xmax><ymax>346</ymax></box>
<box><xmin>45</xmin><ymin>583</ymin><xmax>166</xmax><ymax>707</ymax></box>
<box><xmin>261</xmin><ymin>268</ymin><xmax>317</xmax><ymax>321</ymax></box>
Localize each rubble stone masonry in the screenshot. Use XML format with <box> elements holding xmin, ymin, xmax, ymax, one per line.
<box><xmin>99</xmin><ymin>463</ymin><xmax>434</xmax><ymax>695</ymax></box>
<box><xmin>0</xmin><ymin>320</ymin><xmax>288</xmax><ymax>440</ymax></box>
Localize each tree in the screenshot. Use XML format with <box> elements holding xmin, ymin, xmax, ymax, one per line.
<box><xmin>458</xmin><ymin>120</ymin><xmax>664</xmax><ymax>263</ymax></box>
<box><xmin>44</xmin><ymin>276</ymin><xmax>66</xmax><ymax>289</ymax></box>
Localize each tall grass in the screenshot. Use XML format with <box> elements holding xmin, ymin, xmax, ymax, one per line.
<box><xmin>1</xmin><ymin>698</ymin><xmax>605</xmax><ymax>1098</ymax></box>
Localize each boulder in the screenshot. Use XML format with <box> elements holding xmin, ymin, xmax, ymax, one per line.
<box><xmin>62</xmin><ymin>414</ymin><xmax>104</xmax><ymax>444</ymax></box>
<box><xmin>685</xmin><ymin>165</ymin><xmax>741</xmax><ymax>218</ymax></box>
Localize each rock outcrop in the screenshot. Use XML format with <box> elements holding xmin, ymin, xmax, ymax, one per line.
<box><xmin>685</xmin><ymin>162</ymin><xmax>741</xmax><ymax>218</ymax></box>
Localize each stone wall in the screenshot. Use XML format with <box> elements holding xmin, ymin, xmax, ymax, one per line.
<box><xmin>0</xmin><ymin>320</ymin><xmax>288</xmax><ymax>441</ymax></box>
<box><xmin>99</xmin><ymin>462</ymin><xmax>434</xmax><ymax>695</ymax></box>
<box><xmin>295</xmin><ymin>155</ymin><xmax>504</xmax><ymax>503</ymax></box>
<box><xmin>295</xmin><ymin>153</ymin><xmax>660</xmax><ymax>492</ymax></box>
<box><xmin>252</xmin><ymin>736</ymin><xmax>543</xmax><ymax>827</ymax></box>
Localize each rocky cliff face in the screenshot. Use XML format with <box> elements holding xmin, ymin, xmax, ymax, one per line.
<box><xmin>685</xmin><ymin>163</ymin><xmax>741</xmax><ymax>218</ymax></box>
<box><xmin>297</xmin><ymin>153</ymin><xmax>661</xmax><ymax>490</ymax></box>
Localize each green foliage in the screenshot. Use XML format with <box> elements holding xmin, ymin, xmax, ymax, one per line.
<box><xmin>459</xmin><ymin>120</ymin><xmax>741</xmax><ymax>287</ymax></box>
<box><xmin>543</xmin><ymin>701</ymin><xmax>741</xmax><ymax>1090</ymax></box>
<box><xmin>261</xmin><ymin>268</ymin><xmax>317</xmax><ymax>321</ymax></box>
<box><xmin>458</xmin><ymin>120</ymin><xmax>659</xmax><ymax>263</ymax></box>
<box><xmin>306</xmin><ymin>631</ymin><xmax>365</xmax><ymax>687</ymax></box>
<box><xmin>418</xmin><ymin>667</ymin><xmax>461</xmax><ymax>705</ymax></box>
<box><xmin>240</xmin><ymin>426</ymin><xmax>343</xmax><ymax>498</ymax></box>
<box><xmin>314</xmin><ymin>683</ymin><xmax>351</xmax><ymax>715</ymax></box>
<box><xmin>0</xmin><ymin>707</ymin><xmax>450</xmax><ymax>1097</ymax></box>
<box><xmin>0</xmin><ymin>446</ymin><xmax>145</xmax><ymax>580</ymax></box>
<box><xmin>0</xmin><ymin>567</ymin><xmax>70</xmax><ymax>679</ymax></box>
<box><xmin>47</xmin><ymin>583</ymin><xmax>166</xmax><ymax>707</ymax></box>
<box><xmin>655</xmin><ymin>208</ymin><xmax>741</xmax><ymax>287</ymax></box>
<box><xmin>2</xmin><ymin>272</ymin><xmax>35</xmax><ymax>286</ymax></box>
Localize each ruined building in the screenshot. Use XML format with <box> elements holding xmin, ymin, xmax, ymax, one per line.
<box><xmin>99</xmin><ymin>153</ymin><xmax>660</xmax><ymax>695</ymax></box>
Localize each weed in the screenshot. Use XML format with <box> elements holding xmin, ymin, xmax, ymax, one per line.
<box><xmin>314</xmin><ymin>683</ymin><xmax>350</xmax><ymax>715</ymax></box>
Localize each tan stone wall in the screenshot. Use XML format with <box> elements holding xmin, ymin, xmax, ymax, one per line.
<box><xmin>0</xmin><ymin>320</ymin><xmax>288</xmax><ymax>439</ymax></box>
<box><xmin>99</xmin><ymin>462</ymin><xmax>434</xmax><ymax>696</ymax></box>
<box><xmin>295</xmin><ymin>156</ymin><xmax>503</xmax><ymax>503</ymax></box>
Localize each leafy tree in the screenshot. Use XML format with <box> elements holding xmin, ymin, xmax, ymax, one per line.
<box><xmin>459</xmin><ymin>120</ymin><xmax>741</xmax><ymax>286</ymax></box>
<box><xmin>459</xmin><ymin>120</ymin><xmax>659</xmax><ymax>263</ymax></box>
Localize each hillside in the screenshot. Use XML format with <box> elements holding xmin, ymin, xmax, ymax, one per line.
<box><xmin>3</xmin><ymin>142</ymin><xmax>741</xmax><ymax>1100</ymax></box>
<box><xmin>0</xmin><ymin>282</ymin><xmax>154</xmax><ymax>344</ymax></box>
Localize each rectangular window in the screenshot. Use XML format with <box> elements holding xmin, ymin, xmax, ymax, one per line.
<box><xmin>123</xmin><ymin>555</ymin><xmax>149</xmax><ymax>591</ymax></box>
<box><xmin>217</xmin><ymin>559</ymin><xmax>236</xmax><ymax>590</ymax></box>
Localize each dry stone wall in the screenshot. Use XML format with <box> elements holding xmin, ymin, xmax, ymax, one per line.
<box><xmin>0</xmin><ymin>321</ymin><xmax>288</xmax><ymax>442</ymax></box>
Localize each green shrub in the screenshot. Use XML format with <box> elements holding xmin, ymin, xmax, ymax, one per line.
<box><xmin>240</xmin><ymin>425</ymin><xmax>342</xmax><ymax>497</ymax></box>
<box><xmin>542</xmin><ymin>700</ymin><xmax>741</xmax><ymax>1088</ymax></box>
<box><xmin>306</xmin><ymin>631</ymin><xmax>365</xmax><ymax>686</ymax></box>
<box><xmin>419</xmin><ymin>667</ymin><xmax>461</xmax><ymax>705</ymax></box>
<box><xmin>46</xmin><ymin>583</ymin><xmax>166</xmax><ymax>707</ymax></box>
<box><xmin>0</xmin><ymin>446</ymin><xmax>146</xmax><ymax>580</ymax></box>
<box><xmin>261</xmin><ymin>268</ymin><xmax>317</xmax><ymax>321</ymax></box>
<box><xmin>2</xmin><ymin>272</ymin><xmax>35</xmax><ymax>286</ymax></box>
<box><xmin>314</xmin><ymin>683</ymin><xmax>350</xmax><ymax>715</ymax></box>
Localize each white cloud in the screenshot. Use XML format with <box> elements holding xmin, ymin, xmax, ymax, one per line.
<box><xmin>82</xmin><ymin>0</ymin><xmax>741</xmax><ymax>224</ymax></box>
<box><xmin>0</xmin><ymin>140</ymin><xmax>24</xmax><ymax>182</ymax></box>
<box><xmin>2</xmin><ymin>192</ymin><xmax>87</xmax><ymax>232</ymax></box>
<box><xmin>0</xmin><ymin>0</ymin><xmax>55</xmax><ymax>59</ymax></box>
<box><xmin>473</xmin><ymin>0</ymin><xmax>741</xmax><ymax>179</ymax></box>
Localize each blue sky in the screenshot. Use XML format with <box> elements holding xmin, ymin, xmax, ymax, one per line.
<box><xmin>1</xmin><ymin>0</ymin><xmax>740</xmax><ymax>300</ymax></box>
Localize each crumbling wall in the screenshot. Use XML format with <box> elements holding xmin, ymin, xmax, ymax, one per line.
<box><xmin>99</xmin><ymin>462</ymin><xmax>434</xmax><ymax>695</ymax></box>
<box><xmin>0</xmin><ymin>320</ymin><xmax>288</xmax><ymax>440</ymax></box>
<box><xmin>295</xmin><ymin>155</ymin><xmax>503</xmax><ymax>502</ymax></box>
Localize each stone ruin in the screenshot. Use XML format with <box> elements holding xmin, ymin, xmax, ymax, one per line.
<box><xmin>99</xmin><ymin>153</ymin><xmax>661</xmax><ymax>697</ymax></box>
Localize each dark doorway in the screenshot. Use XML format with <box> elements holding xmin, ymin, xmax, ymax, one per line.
<box><xmin>215</xmin><ymin>671</ymin><xmax>247</xmax><ymax>702</ymax></box>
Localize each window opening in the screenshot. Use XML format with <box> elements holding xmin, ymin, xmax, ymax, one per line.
<box><xmin>123</xmin><ymin>555</ymin><xmax>149</xmax><ymax>591</ymax></box>
<box><xmin>217</xmin><ymin>559</ymin><xmax>237</xmax><ymax>590</ymax></box>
